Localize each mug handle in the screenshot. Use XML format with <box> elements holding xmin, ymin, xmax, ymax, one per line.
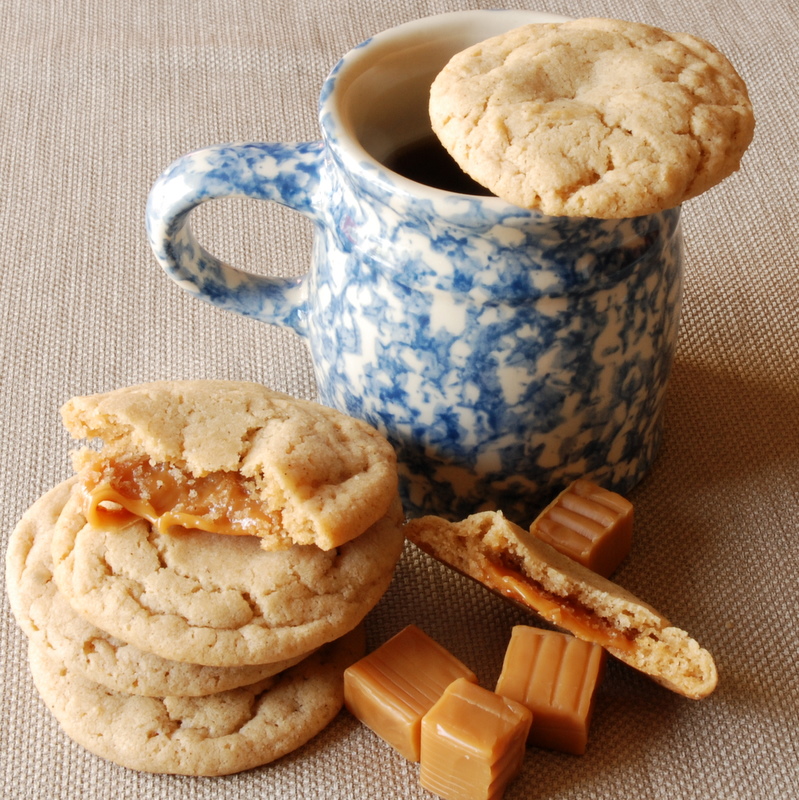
<box><xmin>145</xmin><ymin>141</ymin><xmax>325</xmax><ymax>334</ymax></box>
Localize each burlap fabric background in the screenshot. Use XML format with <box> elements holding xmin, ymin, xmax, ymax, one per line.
<box><xmin>1</xmin><ymin>0</ymin><xmax>796</xmax><ymax>797</ymax></box>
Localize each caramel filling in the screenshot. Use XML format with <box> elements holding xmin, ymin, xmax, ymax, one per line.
<box><xmin>481</xmin><ymin>560</ymin><xmax>636</xmax><ymax>654</ymax></box>
<box><xmin>81</xmin><ymin>458</ymin><xmax>274</xmax><ymax>536</ymax></box>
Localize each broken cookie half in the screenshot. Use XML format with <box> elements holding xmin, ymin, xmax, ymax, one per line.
<box><xmin>62</xmin><ymin>380</ymin><xmax>399</xmax><ymax>551</ymax></box>
<box><xmin>405</xmin><ymin>511</ymin><xmax>717</xmax><ymax>700</ymax></box>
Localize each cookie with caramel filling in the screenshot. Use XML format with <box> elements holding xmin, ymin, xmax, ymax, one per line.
<box><xmin>405</xmin><ymin>511</ymin><xmax>717</xmax><ymax>699</ymax></box>
<box><xmin>61</xmin><ymin>380</ymin><xmax>399</xmax><ymax>551</ymax></box>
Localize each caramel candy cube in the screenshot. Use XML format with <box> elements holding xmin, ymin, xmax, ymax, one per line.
<box><xmin>343</xmin><ymin>625</ymin><xmax>477</xmax><ymax>761</ymax></box>
<box><xmin>530</xmin><ymin>479</ymin><xmax>633</xmax><ymax>577</ymax></box>
<box><xmin>495</xmin><ymin>626</ymin><xmax>606</xmax><ymax>755</ymax></box>
<box><xmin>420</xmin><ymin>678</ymin><xmax>532</xmax><ymax>800</ymax></box>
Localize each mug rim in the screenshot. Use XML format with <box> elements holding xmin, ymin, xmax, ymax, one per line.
<box><xmin>317</xmin><ymin>10</ymin><xmax>570</xmax><ymax>210</ymax></box>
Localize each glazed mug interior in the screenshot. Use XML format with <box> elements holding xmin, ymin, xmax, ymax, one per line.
<box><xmin>326</xmin><ymin>10</ymin><xmax>568</xmax><ymax>188</ymax></box>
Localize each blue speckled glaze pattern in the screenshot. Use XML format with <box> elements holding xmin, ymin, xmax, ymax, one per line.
<box><xmin>305</xmin><ymin>163</ymin><xmax>683</xmax><ymax>521</ymax></box>
<box><xmin>146</xmin><ymin>11</ymin><xmax>685</xmax><ymax>523</ymax></box>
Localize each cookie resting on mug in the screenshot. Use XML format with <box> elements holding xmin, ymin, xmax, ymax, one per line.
<box><xmin>430</xmin><ymin>17</ymin><xmax>755</xmax><ymax>218</ymax></box>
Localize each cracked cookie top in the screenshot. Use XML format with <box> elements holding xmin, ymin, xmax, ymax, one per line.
<box><xmin>429</xmin><ymin>18</ymin><xmax>755</xmax><ymax>218</ymax></box>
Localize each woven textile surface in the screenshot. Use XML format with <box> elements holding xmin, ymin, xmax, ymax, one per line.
<box><xmin>1</xmin><ymin>0</ymin><xmax>797</xmax><ymax>797</ymax></box>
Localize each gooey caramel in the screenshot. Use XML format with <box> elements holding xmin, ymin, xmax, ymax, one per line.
<box><xmin>481</xmin><ymin>560</ymin><xmax>636</xmax><ymax>654</ymax></box>
<box><xmin>495</xmin><ymin>626</ymin><xmax>606</xmax><ymax>755</ymax></box>
<box><xmin>343</xmin><ymin>625</ymin><xmax>477</xmax><ymax>762</ymax></box>
<box><xmin>420</xmin><ymin>678</ymin><xmax>532</xmax><ymax>800</ymax></box>
<box><xmin>530</xmin><ymin>479</ymin><xmax>633</xmax><ymax>577</ymax></box>
<box><xmin>81</xmin><ymin>457</ymin><xmax>275</xmax><ymax>536</ymax></box>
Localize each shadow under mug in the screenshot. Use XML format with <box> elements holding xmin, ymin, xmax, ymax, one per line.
<box><xmin>145</xmin><ymin>10</ymin><xmax>684</xmax><ymax>524</ymax></box>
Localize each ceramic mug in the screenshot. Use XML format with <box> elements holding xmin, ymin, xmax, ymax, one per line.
<box><xmin>146</xmin><ymin>10</ymin><xmax>684</xmax><ymax>523</ymax></box>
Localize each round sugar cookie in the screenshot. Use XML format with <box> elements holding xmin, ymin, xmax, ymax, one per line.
<box><xmin>51</xmin><ymin>485</ymin><xmax>404</xmax><ymax>667</ymax></box>
<box><xmin>430</xmin><ymin>17</ymin><xmax>755</xmax><ymax>218</ymax></box>
<box><xmin>5</xmin><ymin>481</ymin><xmax>309</xmax><ymax>696</ymax></box>
<box><xmin>60</xmin><ymin>380</ymin><xmax>399</xmax><ymax>551</ymax></box>
<box><xmin>27</xmin><ymin>626</ymin><xmax>365</xmax><ymax>776</ymax></box>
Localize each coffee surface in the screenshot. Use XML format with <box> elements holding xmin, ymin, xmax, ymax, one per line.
<box><xmin>383</xmin><ymin>135</ymin><xmax>493</xmax><ymax>196</ymax></box>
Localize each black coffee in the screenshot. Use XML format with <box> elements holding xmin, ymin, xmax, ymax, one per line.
<box><xmin>383</xmin><ymin>135</ymin><xmax>493</xmax><ymax>196</ymax></box>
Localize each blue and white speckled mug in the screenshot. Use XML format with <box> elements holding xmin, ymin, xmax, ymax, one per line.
<box><xmin>146</xmin><ymin>10</ymin><xmax>684</xmax><ymax>523</ymax></box>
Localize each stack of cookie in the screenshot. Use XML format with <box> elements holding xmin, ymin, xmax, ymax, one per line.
<box><xmin>5</xmin><ymin>381</ymin><xmax>406</xmax><ymax>776</ymax></box>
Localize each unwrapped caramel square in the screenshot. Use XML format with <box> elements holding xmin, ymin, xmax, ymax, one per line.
<box><xmin>530</xmin><ymin>479</ymin><xmax>633</xmax><ymax>577</ymax></box>
<box><xmin>420</xmin><ymin>678</ymin><xmax>532</xmax><ymax>800</ymax></box>
<box><xmin>343</xmin><ymin>625</ymin><xmax>477</xmax><ymax>761</ymax></box>
<box><xmin>495</xmin><ymin>625</ymin><xmax>606</xmax><ymax>755</ymax></box>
